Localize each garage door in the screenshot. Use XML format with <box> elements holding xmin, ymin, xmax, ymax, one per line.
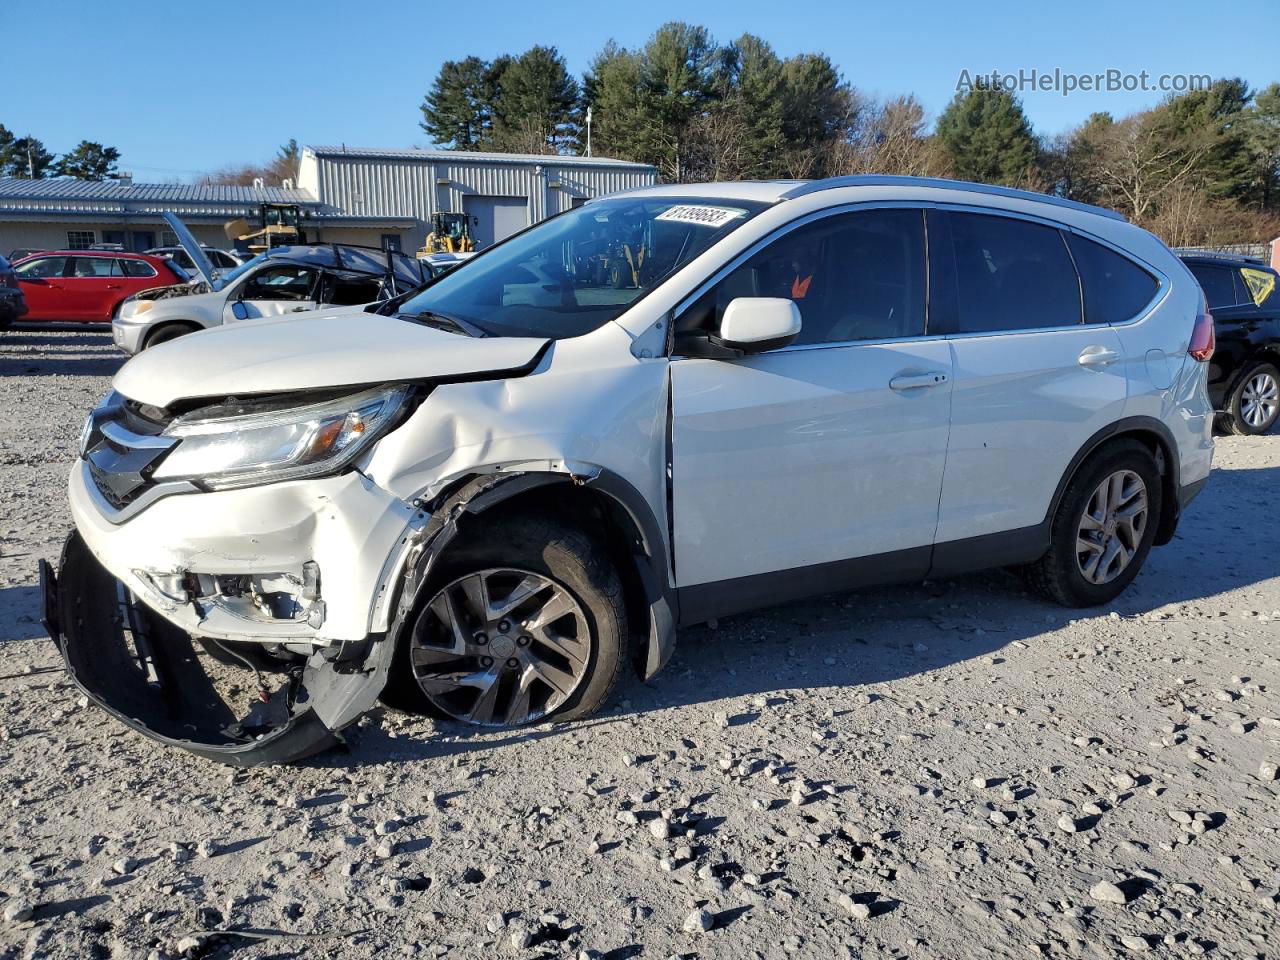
<box><xmin>463</xmin><ymin>195</ymin><xmax>528</xmax><ymax>249</ymax></box>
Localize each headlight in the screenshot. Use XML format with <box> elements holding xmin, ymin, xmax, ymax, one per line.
<box><xmin>119</xmin><ymin>298</ymin><xmax>154</xmax><ymax>319</ymax></box>
<box><xmin>150</xmin><ymin>386</ymin><xmax>409</xmax><ymax>490</ymax></box>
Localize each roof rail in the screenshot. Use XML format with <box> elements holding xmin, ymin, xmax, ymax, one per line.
<box><xmin>1174</xmin><ymin>247</ymin><xmax>1268</xmax><ymax>265</ymax></box>
<box><xmin>779</xmin><ymin>175</ymin><xmax>1127</xmax><ymax>222</ymax></box>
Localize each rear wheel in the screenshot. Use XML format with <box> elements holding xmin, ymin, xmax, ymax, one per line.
<box><xmin>384</xmin><ymin>516</ymin><xmax>627</xmax><ymax>727</ymax></box>
<box><xmin>1224</xmin><ymin>363</ymin><xmax>1279</xmax><ymax>435</ymax></box>
<box><xmin>144</xmin><ymin>322</ymin><xmax>200</xmax><ymax>349</ymax></box>
<box><xmin>1023</xmin><ymin>440</ymin><xmax>1162</xmax><ymax>607</ymax></box>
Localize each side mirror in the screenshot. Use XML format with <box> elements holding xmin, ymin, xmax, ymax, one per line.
<box><xmin>230</xmin><ymin>300</ymin><xmax>250</xmax><ymax>320</ymax></box>
<box><xmin>718</xmin><ymin>297</ymin><xmax>802</xmax><ymax>352</ymax></box>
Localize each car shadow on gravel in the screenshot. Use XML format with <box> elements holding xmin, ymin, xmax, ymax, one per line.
<box><xmin>0</xmin><ymin>329</ymin><xmax>122</xmax><ymax>378</ymax></box>
<box><xmin>345</xmin><ymin>463</ymin><xmax>1280</xmax><ymax>766</ymax></box>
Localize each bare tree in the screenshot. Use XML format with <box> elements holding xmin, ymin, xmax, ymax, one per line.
<box><xmin>1087</xmin><ymin>111</ymin><xmax>1217</xmax><ymax>222</ymax></box>
<box><xmin>682</xmin><ymin>109</ymin><xmax>751</xmax><ymax>182</ymax></box>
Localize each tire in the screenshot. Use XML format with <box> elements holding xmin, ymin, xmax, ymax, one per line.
<box><xmin>1023</xmin><ymin>440</ymin><xmax>1163</xmax><ymax>607</ymax></box>
<box><xmin>383</xmin><ymin>515</ymin><xmax>628</xmax><ymax>727</ymax></box>
<box><xmin>1223</xmin><ymin>363</ymin><xmax>1279</xmax><ymax>436</ymax></box>
<box><xmin>144</xmin><ymin>322</ymin><xmax>200</xmax><ymax>349</ymax></box>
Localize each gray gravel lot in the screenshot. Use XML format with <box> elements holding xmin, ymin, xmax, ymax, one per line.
<box><xmin>0</xmin><ymin>329</ymin><xmax>1277</xmax><ymax>960</ymax></box>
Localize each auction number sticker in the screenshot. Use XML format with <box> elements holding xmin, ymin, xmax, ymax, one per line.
<box><xmin>655</xmin><ymin>205</ymin><xmax>747</xmax><ymax>228</ymax></box>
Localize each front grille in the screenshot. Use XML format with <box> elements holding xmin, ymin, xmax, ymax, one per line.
<box><xmin>82</xmin><ymin>393</ymin><xmax>177</xmax><ymax>510</ymax></box>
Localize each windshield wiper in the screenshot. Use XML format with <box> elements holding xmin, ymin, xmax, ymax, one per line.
<box><xmin>397</xmin><ymin>310</ymin><xmax>487</xmax><ymax>338</ymax></box>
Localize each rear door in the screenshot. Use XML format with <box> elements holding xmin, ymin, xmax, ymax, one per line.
<box><xmin>64</xmin><ymin>256</ymin><xmax>125</xmax><ymax>321</ymax></box>
<box><xmin>669</xmin><ymin>207</ymin><xmax>953</xmax><ymax>618</ymax></box>
<box><xmin>225</xmin><ymin>263</ymin><xmax>319</xmax><ymax>323</ymax></box>
<box><xmin>931</xmin><ymin>209</ymin><xmax>1127</xmax><ymax>549</ymax></box>
<box><xmin>12</xmin><ymin>256</ymin><xmax>70</xmax><ymax>320</ymax></box>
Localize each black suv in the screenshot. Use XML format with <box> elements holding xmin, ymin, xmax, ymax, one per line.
<box><xmin>0</xmin><ymin>254</ymin><xmax>28</xmax><ymax>330</ymax></box>
<box><xmin>1179</xmin><ymin>251</ymin><xmax>1280</xmax><ymax>435</ymax></box>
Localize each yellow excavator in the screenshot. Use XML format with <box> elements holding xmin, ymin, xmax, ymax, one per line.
<box><xmin>224</xmin><ymin>203</ymin><xmax>306</xmax><ymax>254</ymax></box>
<box><xmin>417</xmin><ymin>212</ymin><xmax>475</xmax><ymax>258</ymax></box>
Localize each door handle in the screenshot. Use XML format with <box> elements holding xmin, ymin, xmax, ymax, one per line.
<box><xmin>106</xmin><ymin>284</ymin><xmax>122</xmax><ymax>289</ymax></box>
<box><xmin>1078</xmin><ymin>345</ymin><xmax>1120</xmax><ymax>367</ymax></box>
<box><xmin>889</xmin><ymin>371</ymin><xmax>949</xmax><ymax>391</ymax></box>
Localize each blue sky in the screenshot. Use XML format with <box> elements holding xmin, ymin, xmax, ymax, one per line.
<box><xmin>6</xmin><ymin>0</ymin><xmax>1277</xmax><ymax>182</ymax></box>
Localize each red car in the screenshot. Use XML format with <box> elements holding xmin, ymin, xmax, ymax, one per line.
<box><xmin>12</xmin><ymin>250</ymin><xmax>187</xmax><ymax>323</ymax></box>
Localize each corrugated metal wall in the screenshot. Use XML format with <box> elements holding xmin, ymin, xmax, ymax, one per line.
<box><xmin>305</xmin><ymin>152</ymin><xmax>657</xmax><ymax>248</ymax></box>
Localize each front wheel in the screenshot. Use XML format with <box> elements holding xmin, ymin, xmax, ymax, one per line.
<box><xmin>1224</xmin><ymin>363</ymin><xmax>1279</xmax><ymax>435</ymax></box>
<box><xmin>1023</xmin><ymin>440</ymin><xmax>1162</xmax><ymax>607</ymax></box>
<box><xmin>384</xmin><ymin>516</ymin><xmax>628</xmax><ymax>727</ymax></box>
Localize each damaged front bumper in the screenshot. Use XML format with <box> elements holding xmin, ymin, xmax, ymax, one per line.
<box><xmin>41</xmin><ymin>531</ymin><xmax>399</xmax><ymax>766</ymax></box>
<box><xmin>41</xmin><ymin>462</ymin><xmax>423</xmax><ymax>766</ymax></box>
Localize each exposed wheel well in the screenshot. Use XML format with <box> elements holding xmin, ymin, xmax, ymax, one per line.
<box><xmin>432</xmin><ymin>480</ymin><xmax>666</xmax><ymax>679</ymax></box>
<box><xmin>1058</xmin><ymin>426</ymin><xmax>1179</xmax><ymax>547</ymax></box>
<box><xmin>143</xmin><ymin>320</ymin><xmax>202</xmax><ymax>349</ymax></box>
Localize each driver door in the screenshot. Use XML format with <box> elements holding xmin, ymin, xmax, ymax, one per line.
<box><xmin>669</xmin><ymin>208</ymin><xmax>953</xmax><ymax>621</ymax></box>
<box><xmin>225</xmin><ymin>263</ymin><xmax>319</xmax><ymax>323</ymax></box>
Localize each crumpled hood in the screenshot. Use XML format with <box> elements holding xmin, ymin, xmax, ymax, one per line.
<box><xmin>113</xmin><ymin>309</ymin><xmax>549</xmax><ymax>407</ymax></box>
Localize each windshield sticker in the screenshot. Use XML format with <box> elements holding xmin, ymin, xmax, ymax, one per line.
<box><xmin>655</xmin><ymin>205</ymin><xmax>748</xmax><ymax>228</ymax></box>
<box><xmin>1240</xmin><ymin>267</ymin><xmax>1276</xmax><ymax>307</ymax></box>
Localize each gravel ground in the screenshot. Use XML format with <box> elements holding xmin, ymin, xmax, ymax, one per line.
<box><xmin>0</xmin><ymin>328</ymin><xmax>1277</xmax><ymax>960</ymax></box>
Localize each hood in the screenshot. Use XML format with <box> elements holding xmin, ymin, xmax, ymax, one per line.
<box><xmin>112</xmin><ymin>308</ymin><xmax>549</xmax><ymax>407</ymax></box>
<box><xmin>163</xmin><ymin>212</ymin><xmax>220</xmax><ymax>288</ymax></box>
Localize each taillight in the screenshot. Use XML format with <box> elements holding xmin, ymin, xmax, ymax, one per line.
<box><xmin>1188</xmin><ymin>295</ymin><xmax>1214</xmax><ymax>362</ymax></box>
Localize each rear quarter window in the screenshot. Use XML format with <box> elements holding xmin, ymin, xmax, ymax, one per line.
<box><xmin>1065</xmin><ymin>234</ymin><xmax>1159</xmax><ymax>323</ymax></box>
<box><xmin>120</xmin><ymin>259</ymin><xmax>159</xmax><ymax>279</ymax></box>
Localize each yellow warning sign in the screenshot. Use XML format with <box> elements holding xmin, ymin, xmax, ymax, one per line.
<box><xmin>1240</xmin><ymin>267</ymin><xmax>1275</xmax><ymax>307</ymax></box>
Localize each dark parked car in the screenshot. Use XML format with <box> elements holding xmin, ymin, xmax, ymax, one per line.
<box><xmin>11</xmin><ymin>251</ymin><xmax>187</xmax><ymax>324</ymax></box>
<box><xmin>1180</xmin><ymin>251</ymin><xmax>1280</xmax><ymax>435</ymax></box>
<box><xmin>0</xmin><ymin>254</ymin><xmax>28</xmax><ymax>329</ymax></box>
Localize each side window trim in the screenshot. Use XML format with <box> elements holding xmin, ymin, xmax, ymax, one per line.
<box><xmin>670</xmin><ymin>200</ymin><xmax>937</xmax><ymax>356</ymax></box>
<box><xmin>1061</xmin><ymin>225</ymin><xmax>1169</xmax><ymax>326</ymax></box>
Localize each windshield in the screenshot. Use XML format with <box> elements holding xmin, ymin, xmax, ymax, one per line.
<box><xmin>212</xmin><ymin>252</ymin><xmax>266</xmax><ymax>291</ymax></box>
<box><xmin>397</xmin><ymin>196</ymin><xmax>769</xmax><ymax>339</ymax></box>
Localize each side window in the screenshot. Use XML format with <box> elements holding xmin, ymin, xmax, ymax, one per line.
<box><xmin>1187</xmin><ymin>264</ymin><xmax>1238</xmax><ymax>310</ymax></box>
<box><xmin>70</xmin><ymin>257</ymin><xmax>119</xmax><ymax>278</ymax></box>
<box><xmin>323</xmin><ymin>274</ymin><xmax>384</xmax><ymax>306</ymax></box>
<box><xmin>680</xmin><ymin>209</ymin><xmax>927</xmax><ymax>346</ymax></box>
<box><xmin>14</xmin><ymin>256</ymin><xmax>68</xmax><ymax>278</ymax></box>
<box><xmin>944</xmin><ymin>212</ymin><xmax>1082</xmax><ymax>333</ymax></box>
<box><xmin>240</xmin><ymin>265</ymin><xmax>317</xmax><ymax>301</ymax></box>
<box><xmin>1065</xmin><ymin>233</ymin><xmax>1159</xmax><ymax>324</ymax></box>
<box><xmin>119</xmin><ymin>259</ymin><xmax>158</xmax><ymax>278</ymax></box>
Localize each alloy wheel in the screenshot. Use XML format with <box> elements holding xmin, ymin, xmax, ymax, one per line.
<box><xmin>1241</xmin><ymin>371</ymin><xmax>1279</xmax><ymax>430</ymax></box>
<box><xmin>409</xmin><ymin>567</ymin><xmax>591</xmax><ymax>727</ymax></box>
<box><xmin>1075</xmin><ymin>469</ymin><xmax>1149</xmax><ymax>585</ymax></box>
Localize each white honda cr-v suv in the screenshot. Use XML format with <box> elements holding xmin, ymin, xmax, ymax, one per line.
<box><xmin>42</xmin><ymin>175</ymin><xmax>1215</xmax><ymax>766</ymax></box>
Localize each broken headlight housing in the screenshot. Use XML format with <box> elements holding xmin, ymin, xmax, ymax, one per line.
<box><xmin>151</xmin><ymin>385</ymin><xmax>409</xmax><ymax>490</ymax></box>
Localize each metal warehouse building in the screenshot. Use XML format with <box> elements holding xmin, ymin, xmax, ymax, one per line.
<box><xmin>296</xmin><ymin>146</ymin><xmax>657</xmax><ymax>250</ymax></box>
<box><xmin>0</xmin><ymin>147</ymin><xmax>657</xmax><ymax>258</ymax></box>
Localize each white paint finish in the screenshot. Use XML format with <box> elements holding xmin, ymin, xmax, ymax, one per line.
<box><xmin>113</xmin><ymin>311</ymin><xmax>548</xmax><ymax>407</ymax></box>
<box><xmin>363</xmin><ymin>321</ymin><xmax>672</xmax><ymax>579</ymax></box>
<box><xmin>669</xmin><ymin>341</ymin><xmax>953</xmax><ymax>587</ymax></box>
<box><xmin>719</xmin><ymin>298</ymin><xmax>801</xmax><ymax>346</ymax></box>
<box><xmin>935</xmin><ymin>326</ymin><xmax>1129</xmax><ymax>542</ymax></box>
<box><xmin>67</xmin><ymin>460</ymin><xmax>414</xmax><ymax>644</ymax></box>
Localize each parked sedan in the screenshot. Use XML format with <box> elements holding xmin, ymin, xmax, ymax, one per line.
<box><xmin>13</xmin><ymin>251</ymin><xmax>187</xmax><ymax>323</ymax></box>
<box><xmin>0</xmin><ymin>255</ymin><xmax>28</xmax><ymax>329</ymax></box>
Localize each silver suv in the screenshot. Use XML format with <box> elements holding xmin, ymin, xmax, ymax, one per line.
<box><xmin>43</xmin><ymin>176</ymin><xmax>1215</xmax><ymax>766</ymax></box>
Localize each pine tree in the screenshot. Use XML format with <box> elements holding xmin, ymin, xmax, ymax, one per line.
<box><xmin>420</xmin><ymin>57</ymin><xmax>500</xmax><ymax>149</ymax></box>
<box><xmin>489</xmin><ymin>46</ymin><xmax>579</xmax><ymax>153</ymax></box>
<box><xmin>6</xmin><ymin>136</ymin><xmax>54</xmax><ymax>178</ymax></box>
<box><xmin>1245</xmin><ymin>83</ymin><xmax>1280</xmax><ymax>211</ymax></box>
<box><xmin>54</xmin><ymin>140</ymin><xmax>121</xmax><ymax>180</ymax></box>
<box><xmin>936</xmin><ymin>89</ymin><xmax>1039</xmax><ymax>186</ymax></box>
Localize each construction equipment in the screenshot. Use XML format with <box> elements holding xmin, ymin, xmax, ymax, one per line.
<box><xmin>224</xmin><ymin>203</ymin><xmax>307</xmax><ymax>254</ymax></box>
<box><xmin>417</xmin><ymin>212</ymin><xmax>475</xmax><ymax>258</ymax></box>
